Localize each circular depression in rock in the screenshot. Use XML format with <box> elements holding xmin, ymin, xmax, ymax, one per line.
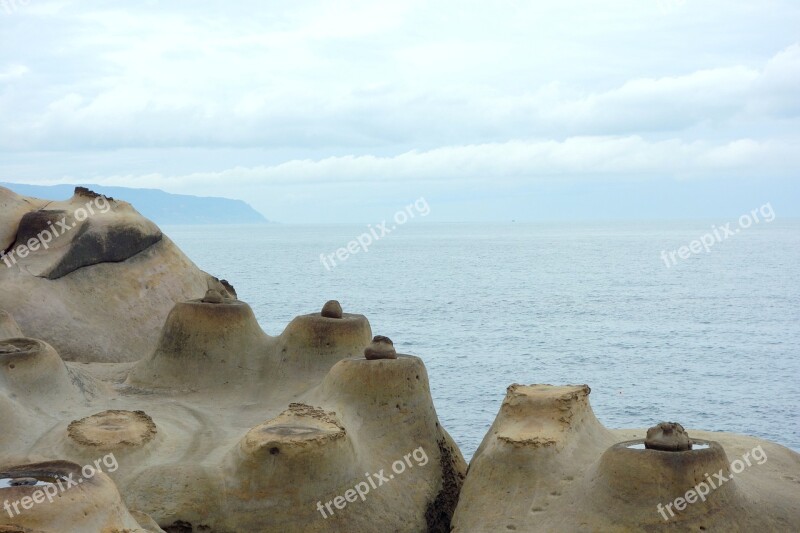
<box><xmin>68</xmin><ymin>410</ymin><xmax>157</xmax><ymax>449</ymax></box>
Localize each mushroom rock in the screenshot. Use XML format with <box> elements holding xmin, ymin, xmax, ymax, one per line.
<box><xmin>312</xmin><ymin>354</ymin><xmax>467</xmax><ymax>532</ymax></box>
<box><xmin>364</xmin><ymin>335</ymin><xmax>397</xmax><ymax>360</ymax></box>
<box><xmin>321</xmin><ymin>299</ymin><xmax>343</xmax><ymax>318</ymax></box>
<box><xmin>0</xmin><ymin>461</ymin><xmax>163</xmax><ymax>532</ymax></box>
<box><xmin>275</xmin><ymin>305</ymin><xmax>372</xmax><ymax>376</ymax></box>
<box><xmin>126</xmin><ymin>298</ymin><xmax>271</xmax><ymax>390</ymax></box>
<box><xmin>0</xmin><ymin>186</ymin><xmax>221</xmax><ymax>363</ymax></box>
<box><xmin>453</xmin><ymin>383</ymin><xmax>800</xmax><ymax>532</ymax></box>
<box><xmin>218</xmin><ymin>403</ymin><xmax>359</xmax><ymax>530</ymax></box>
<box><xmin>0</xmin><ymin>310</ymin><xmax>22</xmax><ymax>340</ymax></box>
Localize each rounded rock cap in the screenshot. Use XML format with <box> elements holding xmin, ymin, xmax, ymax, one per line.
<box><xmin>321</xmin><ymin>300</ymin><xmax>343</xmax><ymax>319</ymax></box>
<box><xmin>645</xmin><ymin>421</ymin><xmax>692</xmax><ymax>451</ymax></box>
<box><xmin>364</xmin><ymin>335</ymin><xmax>397</xmax><ymax>360</ymax></box>
<box><xmin>202</xmin><ymin>289</ymin><xmax>224</xmax><ymax>304</ymax></box>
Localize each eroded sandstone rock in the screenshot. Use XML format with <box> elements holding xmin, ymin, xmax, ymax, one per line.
<box><xmin>321</xmin><ymin>300</ymin><xmax>343</xmax><ymax>319</ymax></box>
<box><xmin>0</xmin><ymin>311</ymin><xmax>22</xmax><ymax>340</ymax></box>
<box><xmin>645</xmin><ymin>421</ymin><xmax>692</xmax><ymax>451</ymax></box>
<box><xmin>0</xmin><ymin>186</ymin><xmax>224</xmax><ymax>363</ymax></box>
<box><xmin>0</xmin><ymin>297</ymin><xmax>464</xmax><ymax>532</ymax></box>
<box><xmin>0</xmin><ymin>461</ymin><xmax>163</xmax><ymax>532</ymax></box>
<box><xmin>453</xmin><ymin>384</ymin><xmax>800</xmax><ymax>532</ymax></box>
<box><xmin>364</xmin><ymin>335</ymin><xmax>397</xmax><ymax>360</ymax></box>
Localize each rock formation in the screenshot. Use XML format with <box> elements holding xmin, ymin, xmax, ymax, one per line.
<box><xmin>364</xmin><ymin>335</ymin><xmax>398</xmax><ymax>360</ymax></box>
<box><xmin>321</xmin><ymin>300</ymin><xmax>343</xmax><ymax>318</ymax></box>
<box><xmin>1</xmin><ymin>295</ymin><xmax>465</xmax><ymax>532</ymax></box>
<box><xmin>645</xmin><ymin>421</ymin><xmax>692</xmax><ymax>451</ymax></box>
<box><xmin>0</xmin><ymin>186</ymin><xmax>221</xmax><ymax>363</ymax></box>
<box><xmin>0</xmin><ymin>310</ymin><xmax>22</xmax><ymax>340</ymax></box>
<box><xmin>452</xmin><ymin>384</ymin><xmax>800</xmax><ymax>532</ymax></box>
<box><xmin>0</xmin><ymin>461</ymin><xmax>161</xmax><ymax>532</ymax></box>
<box><xmin>1</xmin><ymin>187</ymin><xmax>798</xmax><ymax>532</ymax></box>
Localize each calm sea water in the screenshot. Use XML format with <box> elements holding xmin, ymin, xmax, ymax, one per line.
<box><xmin>164</xmin><ymin>221</ymin><xmax>800</xmax><ymax>460</ymax></box>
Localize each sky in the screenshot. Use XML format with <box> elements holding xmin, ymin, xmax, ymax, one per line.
<box><xmin>1</xmin><ymin>0</ymin><xmax>798</xmax><ymax>222</ymax></box>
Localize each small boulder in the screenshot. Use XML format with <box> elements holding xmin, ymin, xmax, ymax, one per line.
<box><xmin>321</xmin><ymin>300</ymin><xmax>343</xmax><ymax>319</ymax></box>
<box><xmin>364</xmin><ymin>335</ymin><xmax>397</xmax><ymax>360</ymax></box>
<box><xmin>645</xmin><ymin>421</ymin><xmax>692</xmax><ymax>451</ymax></box>
<box><xmin>202</xmin><ymin>289</ymin><xmax>224</xmax><ymax>304</ymax></box>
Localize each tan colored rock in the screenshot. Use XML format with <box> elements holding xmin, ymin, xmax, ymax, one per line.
<box><xmin>126</xmin><ymin>298</ymin><xmax>271</xmax><ymax>390</ymax></box>
<box><xmin>0</xmin><ymin>338</ymin><xmax>104</xmax><ymax>409</ymax></box>
<box><xmin>321</xmin><ymin>300</ymin><xmax>343</xmax><ymax>318</ymax></box>
<box><xmin>452</xmin><ymin>383</ymin><xmax>800</xmax><ymax>532</ymax></box>
<box><xmin>0</xmin><ymin>460</ymin><xmax>163</xmax><ymax>532</ymax></box>
<box><xmin>201</xmin><ymin>289</ymin><xmax>224</xmax><ymax>304</ymax></box>
<box><xmin>67</xmin><ymin>410</ymin><xmax>157</xmax><ymax>451</ymax></box>
<box><xmin>0</xmin><ymin>311</ymin><xmax>22</xmax><ymax>340</ymax></box>
<box><xmin>0</xmin><ymin>186</ymin><xmax>222</xmax><ymax>363</ymax></box>
<box><xmin>275</xmin><ymin>308</ymin><xmax>373</xmax><ymax>379</ymax></box>
<box><xmin>645</xmin><ymin>421</ymin><xmax>692</xmax><ymax>451</ymax></box>
<box><xmin>364</xmin><ymin>335</ymin><xmax>397</xmax><ymax>360</ymax></box>
<box><xmin>1</xmin><ymin>297</ymin><xmax>463</xmax><ymax>532</ymax></box>
<box><xmin>0</xmin><ymin>188</ymin><xmax>47</xmax><ymax>252</ymax></box>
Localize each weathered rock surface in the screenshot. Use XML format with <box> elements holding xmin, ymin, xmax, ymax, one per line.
<box><xmin>1</xmin><ymin>300</ymin><xmax>466</xmax><ymax>532</ymax></box>
<box><xmin>321</xmin><ymin>299</ymin><xmax>343</xmax><ymax>319</ymax></box>
<box><xmin>0</xmin><ymin>186</ymin><xmax>220</xmax><ymax>363</ymax></box>
<box><xmin>0</xmin><ymin>461</ymin><xmax>163</xmax><ymax>532</ymax></box>
<box><xmin>2</xmin><ymin>186</ymin><xmax>797</xmax><ymax>532</ymax></box>
<box><xmin>452</xmin><ymin>384</ymin><xmax>800</xmax><ymax>532</ymax></box>
<box><xmin>364</xmin><ymin>335</ymin><xmax>398</xmax><ymax>360</ymax></box>
<box><xmin>0</xmin><ymin>310</ymin><xmax>22</xmax><ymax>340</ymax></box>
<box><xmin>645</xmin><ymin>421</ymin><xmax>692</xmax><ymax>451</ymax></box>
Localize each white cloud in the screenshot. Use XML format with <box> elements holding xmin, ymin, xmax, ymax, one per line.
<box><xmin>65</xmin><ymin>136</ymin><xmax>799</xmax><ymax>196</ymax></box>
<box><xmin>1</xmin><ymin>0</ymin><xmax>798</xmax><ymax>220</ymax></box>
<box><xmin>0</xmin><ymin>64</ymin><xmax>29</xmax><ymax>81</ymax></box>
<box><xmin>0</xmin><ymin>0</ymin><xmax>798</xmax><ymax>151</ymax></box>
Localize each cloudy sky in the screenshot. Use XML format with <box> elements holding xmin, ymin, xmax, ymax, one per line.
<box><xmin>1</xmin><ymin>0</ymin><xmax>798</xmax><ymax>222</ymax></box>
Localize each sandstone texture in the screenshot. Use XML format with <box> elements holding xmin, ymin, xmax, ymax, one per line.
<box><xmin>1</xmin><ymin>293</ymin><xmax>465</xmax><ymax>532</ymax></box>
<box><xmin>0</xmin><ymin>186</ymin><xmax>219</xmax><ymax>363</ymax></box>
<box><xmin>2</xmin><ymin>187</ymin><xmax>797</xmax><ymax>532</ymax></box>
<box><xmin>364</xmin><ymin>335</ymin><xmax>398</xmax><ymax>360</ymax></box>
<box><xmin>452</xmin><ymin>384</ymin><xmax>800</xmax><ymax>532</ymax></box>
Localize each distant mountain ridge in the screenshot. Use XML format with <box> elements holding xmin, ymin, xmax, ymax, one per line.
<box><xmin>1</xmin><ymin>183</ymin><xmax>269</xmax><ymax>225</ymax></box>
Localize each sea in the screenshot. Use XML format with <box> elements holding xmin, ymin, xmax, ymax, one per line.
<box><xmin>163</xmin><ymin>220</ymin><xmax>800</xmax><ymax>461</ymax></box>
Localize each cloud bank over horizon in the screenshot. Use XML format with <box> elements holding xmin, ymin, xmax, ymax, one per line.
<box><xmin>1</xmin><ymin>0</ymin><xmax>798</xmax><ymax>221</ymax></box>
